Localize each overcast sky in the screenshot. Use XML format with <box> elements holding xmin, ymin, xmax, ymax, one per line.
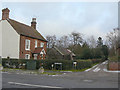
<box><xmin>1</xmin><ymin>2</ymin><xmax>118</xmax><ymax>40</ymax></box>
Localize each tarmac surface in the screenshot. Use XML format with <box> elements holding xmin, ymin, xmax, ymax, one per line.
<box><xmin>1</xmin><ymin>61</ymin><xmax>120</xmax><ymax>89</ymax></box>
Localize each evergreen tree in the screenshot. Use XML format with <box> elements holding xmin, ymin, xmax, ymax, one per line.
<box><xmin>101</xmin><ymin>45</ymin><xmax>109</xmax><ymax>60</ymax></box>
<box><xmin>97</xmin><ymin>37</ymin><xmax>103</xmax><ymax>48</ymax></box>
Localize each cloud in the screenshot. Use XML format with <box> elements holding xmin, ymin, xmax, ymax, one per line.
<box><xmin>1</xmin><ymin>2</ymin><xmax>118</xmax><ymax>41</ymax></box>
<box><xmin>81</xmin><ymin>25</ymin><xmax>106</xmax><ymax>40</ymax></box>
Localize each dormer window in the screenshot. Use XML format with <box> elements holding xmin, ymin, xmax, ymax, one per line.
<box><xmin>25</xmin><ymin>39</ymin><xmax>30</xmax><ymax>50</ymax></box>
<box><xmin>35</xmin><ymin>40</ymin><xmax>37</xmax><ymax>48</ymax></box>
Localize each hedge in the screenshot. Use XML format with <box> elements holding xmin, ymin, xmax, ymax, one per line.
<box><xmin>76</xmin><ymin>60</ymin><xmax>92</xmax><ymax>69</ymax></box>
<box><xmin>2</xmin><ymin>59</ymin><xmax>73</xmax><ymax>70</ymax></box>
<box><xmin>91</xmin><ymin>59</ymin><xmax>102</xmax><ymax>64</ymax></box>
<box><xmin>109</xmin><ymin>56</ymin><xmax>120</xmax><ymax>62</ymax></box>
<box><xmin>2</xmin><ymin>58</ymin><xmax>103</xmax><ymax>70</ymax></box>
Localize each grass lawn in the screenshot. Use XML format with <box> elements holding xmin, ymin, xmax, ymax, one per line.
<box><xmin>45</xmin><ymin>63</ymin><xmax>99</xmax><ymax>72</ymax></box>
<box><xmin>42</xmin><ymin>72</ymin><xmax>62</xmax><ymax>75</ymax></box>
<box><xmin>2</xmin><ymin>68</ymin><xmax>62</xmax><ymax>75</ymax></box>
<box><xmin>45</xmin><ymin>67</ymin><xmax>90</xmax><ymax>72</ymax></box>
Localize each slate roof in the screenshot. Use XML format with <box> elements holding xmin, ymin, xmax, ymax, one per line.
<box><xmin>7</xmin><ymin>18</ymin><xmax>47</xmax><ymax>42</ymax></box>
<box><xmin>54</xmin><ymin>46</ymin><xmax>76</xmax><ymax>56</ymax></box>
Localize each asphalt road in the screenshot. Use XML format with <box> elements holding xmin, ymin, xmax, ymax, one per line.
<box><xmin>1</xmin><ymin>61</ymin><xmax>120</xmax><ymax>89</ymax></box>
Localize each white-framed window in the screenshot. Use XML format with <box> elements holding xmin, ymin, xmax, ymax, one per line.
<box><xmin>35</xmin><ymin>40</ymin><xmax>37</xmax><ymax>48</ymax></box>
<box><xmin>25</xmin><ymin>54</ymin><xmax>30</xmax><ymax>59</ymax></box>
<box><xmin>25</xmin><ymin>39</ymin><xmax>30</xmax><ymax>50</ymax></box>
<box><xmin>40</xmin><ymin>42</ymin><xmax>44</xmax><ymax>47</ymax></box>
<box><xmin>34</xmin><ymin>54</ymin><xmax>38</xmax><ymax>60</ymax></box>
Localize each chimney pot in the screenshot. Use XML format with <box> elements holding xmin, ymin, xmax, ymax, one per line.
<box><xmin>32</xmin><ymin>18</ymin><xmax>36</xmax><ymax>22</ymax></box>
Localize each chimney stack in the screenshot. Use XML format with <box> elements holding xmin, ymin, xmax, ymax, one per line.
<box><xmin>31</xmin><ymin>18</ymin><xmax>37</xmax><ymax>29</ymax></box>
<box><xmin>2</xmin><ymin>8</ymin><xmax>10</xmax><ymax>20</ymax></box>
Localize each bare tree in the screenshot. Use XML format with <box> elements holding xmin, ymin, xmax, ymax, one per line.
<box><xmin>87</xmin><ymin>35</ymin><xmax>97</xmax><ymax>48</ymax></box>
<box><xmin>46</xmin><ymin>35</ymin><xmax>56</xmax><ymax>48</ymax></box>
<box><xmin>106</xmin><ymin>28</ymin><xmax>120</xmax><ymax>55</ymax></box>
<box><xmin>70</xmin><ymin>31</ymin><xmax>83</xmax><ymax>46</ymax></box>
<box><xmin>56</xmin><ymin>35</ymin><xmax>70</xmax><ymax>48</ymax></box>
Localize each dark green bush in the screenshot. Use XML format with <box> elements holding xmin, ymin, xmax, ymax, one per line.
<box><xmin>76</xmin><ymin>60</ymin><xmax>92</xmax><ymax>69</ymax></box>
<box><xmin>40</xmin><ymin>59</ymin><xmax>73</xmax><ymax>70</ymax></box>
<box><xmin>2</xmin><ymin>58</ymin><xmax>19</xmax><ymax>68</ymax></box>
<box><xmin>91</xmin><ymin>59</ymin><xmax>102</xmax><ymax>64</ymax></box>
<box><xmin>2</xmin><ymin>58</ymin><xmax>101</xmax><ymax>70</ymax></box>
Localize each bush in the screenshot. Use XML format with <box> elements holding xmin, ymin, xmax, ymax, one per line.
<box><xmin>2</xmin><ymin>59</ymin><xmax>73</xmax><ymax>70</ymax></box>
<box><xmin>2</xmin><ymin>59</ymin><xmax>101</xmax><ymax>70</ymax></box>
<box><xmin>2</xmin><ymin>58</ymin><xmax>19</xmax><ymax>68</ymax></box>
<box><xmin>109</xmin><ymin>56</ymin><xmax>120</xmax><ymax>62</ymax></box>
<box><xmin>91</xmin><ymin>59</ymin><xmax>102</xmax><ymax>64</ymax></box>
<box><xmin>76</xmin><ymin>60</ymin><xmax>92</xmax><ymax>69</ymax></box>
<box><xmin>39</xmin><ymin>59</ymin><xmax>73</xmax><ymax>70</ymax></box>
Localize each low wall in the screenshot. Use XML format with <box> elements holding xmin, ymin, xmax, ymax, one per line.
<box><xmin>108</xmin><ymin>61</ymin><xmax>120</xmax><ymax>71</ymax></box>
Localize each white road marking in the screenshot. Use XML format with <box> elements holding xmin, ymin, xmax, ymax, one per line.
<box><xmin>102</xmin><ymin>61</ymin><xmax>108</xmax><ymax>65</ymax></box>
<box><xmin>92</xmin><ymin>64</ymin><xmax>99</xmax><ymax>68</ymax></box>
<box><xmin>85</xmin><ymin>68</ymin><xmax>92</xmax><ymax>72</ymax></box>
<box><xmin>8</xmin><ymin>82</ymin><xmax>62</xmax><ymax>88</ymax></box>
<box><xmin>48</xmin><ymin>75</ymin><xmax>61</xmax><ymax>77</ymax></box>
<box><xmin>85</xmin><ymin>64</ymin><xmax>99</xmax><ymax>72</ymax></box>
<box><xmin>93</xmin><ymin>67</ymin><xmax>100</xmax><ymax>72</ymax></box>
<box><xmin>1</xmin><ymin>72</ymin><xmax>8</xmax><ymax>74</ymax></box>
<box><xmin>92</xmin><ymin>61</ymin><xmax>108</xmax><ymax>72</ymax></box>
<box><xmin>83</xmin><ymin>80</ymin><xmax>93</xmax><ymax>82</ymax></box>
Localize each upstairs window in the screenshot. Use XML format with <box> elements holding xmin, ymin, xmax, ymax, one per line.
<box><xmin>40</xmin><ymin>42</ymin><xmax>44</xmax><ymax>47</ymax></box>
<box><xmin>35</xmin><ymin>40</ymin><xmax>37</xmax><ymax>48</ymax></box>
<box><xmin>25</xmin><ymin>39</ymin><xmax>30</xmax><ymax>50</ymax></box>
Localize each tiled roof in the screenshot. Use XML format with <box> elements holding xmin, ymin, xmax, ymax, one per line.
<box><xmin>54</xmin><ymin>46</ymin><xmax>76</xmax><ymax>56</ymax></box>
<box><xmin>33</xmin><ymin>47</ymin><xmax>43</xmax><ymax>54</ymax></box>
<box><xmin>7</xmin><ymin>18</ymin><xmax>47</xmax><ymax>42</ymax></box>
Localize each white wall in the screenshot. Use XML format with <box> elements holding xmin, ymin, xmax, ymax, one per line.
<box><xmin>1</xmin><ymin>20</ymin><xmax>20</xmax><ymax>59</ymax></box>
<box><xmin>0</xmin><ymin>21</ymin><xmax>2</xmax><ymax>57</ymax></box>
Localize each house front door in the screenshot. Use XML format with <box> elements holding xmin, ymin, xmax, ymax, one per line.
<box><xmin>34</xmin><ymin>54</ymin><xmax>38</xmax><ymax>60</ymax></box>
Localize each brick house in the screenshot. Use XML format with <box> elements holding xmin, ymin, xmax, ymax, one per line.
<box><xmin>0</xmin><ymin>8</ymin><xmax>47</xmax><ymax>59</ymax></box>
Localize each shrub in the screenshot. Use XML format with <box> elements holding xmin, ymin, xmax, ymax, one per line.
<box><xmin>2</xmin><ymin>58</ymin><xmax>101</xmax><ymax>70</ymax></box>
<box><xmin>109</xmin><ymin>56</ymin><xmax>120</xmax><ymax>62</ymax></box>
<box><xmin>91</xmin><ymin>59</ymin><xmax>102</xmax><ymax>64</ymax></box>
<box><xmin>2</xmin><ymin>58</ymin><xmax>19</xmax><ymax>68</ymax></box>
<box><xmin>76</xmin><ymin>60</ymin><xmax>92</xmax><ymax>69</ymax></box>
<box><xmin>40</xmin><ymin>59</ymin><xmax>73</xmax><ymax>70</ymax></box>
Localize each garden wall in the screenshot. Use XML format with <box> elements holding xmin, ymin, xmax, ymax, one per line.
<box><xmin>108</xmin><ymin>61</ymin><xmax>120</xmax><ymax>71</ymax></box>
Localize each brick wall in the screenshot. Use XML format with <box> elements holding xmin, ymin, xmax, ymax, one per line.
<box><xmin>19</xmin><ymin>35</ymin><xmax>47</xmax><ymax>59</ymax></box>
<box><xmin>108</xmin><ymin>62</ymin><xmax>120</xmax><ymax>71</ymax></box>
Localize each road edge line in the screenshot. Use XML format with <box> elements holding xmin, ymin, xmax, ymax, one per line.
<box><xmin>8</xmin><ymin>82</ymin><xmax>62</xmax><ymax>88</ymax></box>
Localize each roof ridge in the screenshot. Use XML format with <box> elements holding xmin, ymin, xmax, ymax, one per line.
<box><xmin>8</xmin><ymin>18</ymin><xmax>34</xmax><ymax>30</ymax></box>
<box><xmin>54</xmin><ymin>46</ymin><xmax>64</xmax><ymax>55</ymax></box>
<box><xmin>7</xmin><ymin>18</ymin><xmax>47</xmax><ymax>42</ymax></box>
